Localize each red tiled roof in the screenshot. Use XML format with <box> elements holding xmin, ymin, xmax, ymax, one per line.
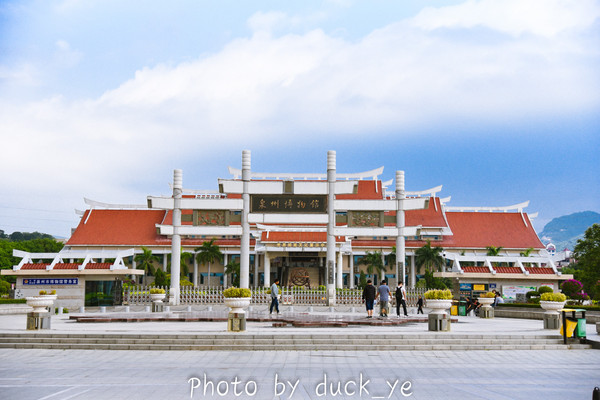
<box><xmin>54</xmin><ymin>263</ymin><xmax>80</xmax><ymax>270</ymax></box>
<box><xmin>462</xmin><ymin>266</ymin><xmax>490</xmax><ymax>273</ymax></box>
<box><xmin>67</xmin><ymin>209</ymin><xmax>167</xmax><ymax>246</ymax></box>
<box><xmin>443</xmin><ymin>212</ymin><xmax>544</xmax><ymax>249</ymax></box>
<box><xmin>21</xmin><ymin>263</ymin><xmax>49</xmax><ymax>270</ymax></box>
<box><xmin>525</xmin><ymin>267</ymin><xmax>555</xmax><ymax>274</ymax></box>
<box><xmin>85</xmin><ymin>263</ymin><xmax>112</xmax><ymax>270</ymax></box>
<box><xmin>386</xmin><ymin>197</ymin><xmax>447</xmax><ymax>228</ymax></box>
<box><xmin>495</xmin><ymin>266</ymin><xmax>523</xmax><ymax>273</ymax></box>
<box><xmin>337</xmin><ymin>180</ymin><xmax>384</xmax><ymax>200</ymax></box>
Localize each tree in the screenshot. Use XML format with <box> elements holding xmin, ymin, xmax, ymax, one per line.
<box><xmin>224</xmin><ymin>261</ymin><xmax>240</xmax><ymax>287</ymax></box>
<box><xmin>195</xmin><ymin>239</ymin><xmax>223</xmax><ymax>286</ymax></box>
<box><xmin>358</xmin><ymin>271</ymin><xmax>367</xmax><ymax>289</ymax></box>
<box><xmin>486</xmin><ymin>245</ymin><xmax>504</xmax><ymax>267</ymax></box>
<box><xmin>357</xmin><ymin>251</ymin><xmax>386</xmax><ymax>281</ymax></box>
<box><xmin>572</xmin><ymin>223</ymin><xmax>600</xmax><ymax>298</ymax></box>
<box><xmin>180</xmin><ymin>250</ymin><xmax>193</xmax><ymax>278</ymax></box>
<box><xmin>415</xmin><ymin>240</ymin><xmax>445</xmax><ymax>273</ymax></box>
<box><xmin>134</xmin><ymin>247</ymin><xmax>159</xmax><ymax>285</ymax></box>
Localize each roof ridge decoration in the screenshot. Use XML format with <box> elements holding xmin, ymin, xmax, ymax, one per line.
<box><xmin>227</xmin><ymin>166</ymin><xmax>384</xmax><ymax>181</ymax></box>
<box><xmin>84</xmin><ymin>198</ymin><xmax>148</xmax><ymax>209</ymax></box>
<box><xmin>386</xmin><ymin>185</ymin><xmax>443</xmax><ymax>199</ymax></box>
<box><xmin>444</xmin><ymin>200</ymin><xmax>530</xmax><ymax>213</ymax></box>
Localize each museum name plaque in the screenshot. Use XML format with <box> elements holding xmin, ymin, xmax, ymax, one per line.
<box><xmin>251</xmin><ymin>195</ymin><xmax>327</xmax><ymax>213</ymax></box>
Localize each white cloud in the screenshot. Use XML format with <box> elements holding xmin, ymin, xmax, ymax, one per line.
<box><xmin>1</xmin><ymin>0</ymin><xmax>598</xmax><ymax>235</ymax></box>
<box><xmin>411</xmin><ymin>0</ymin><xmax>600</xmax><ymax>37</ymax></box>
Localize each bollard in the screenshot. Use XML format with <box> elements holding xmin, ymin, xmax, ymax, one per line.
<box><xmin>79</xmin><ymin>306</ymin><xmax>85</xmax><ymax>313</ymax></box>
<box><xmin>124</xmin><ymin>306</ymin><xmax>130</xmax><ymax>313</ymax></box>
<box><xmin>208</xmin><ymin>306</ymin><xmax>213</xmax><ymax>312</ymax></box>
<box><xmin>164</xmin><ymin>306</ymin><xmax>170</xmax><ymax>312</ymax></box>
<box><xmin>100</xmin><ymin>306</ymin><xmax>106</xmax><ymax>313</ymax></box>
<box><xmin>308</xmin><ymin>306</ymin><xmax>313</xmax><ymax>313</ymax></box>
<box><xmin>145</xmin><ymin>306</ymin><xmax>150</xmax><ymax>312</ymax></box>
<box><xmin>58</xmin><ymin>307</ymin><xmax>63</xmax><ymax>315</ymax></box>
<box><xmin>186</xmin><ymin>305</ymin><xmax>192</xmax><ymax>312</ymax></box>
<box><xmin>289</xmin><ymin>306</ymin><xmax>294</xmax><ymax>313</ymax></box>
<box><xmin>351</xmin><ymin>307</ymin><xmax>356</xmax><ymax>313</ymax></box>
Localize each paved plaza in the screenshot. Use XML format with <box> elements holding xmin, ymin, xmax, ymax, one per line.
<box><xmin>0</xmin><ymin>310</ymin><xmax>599</xmax><ymax>399</ymax></box>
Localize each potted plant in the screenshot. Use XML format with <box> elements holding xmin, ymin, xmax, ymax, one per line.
<box><xmin>26</xmin><ymin>290</ymin><xmax>57</xmax><ymax>313</ymax></box>
<box><xmin>223</xmin><ymin>287</ymin><xmax>252</xmax><ymax>314</ymax></box>
<box><xmin>478</xmin><ymin>292</ymin><xmax>496</xmax><ymax>308</ymax></box>
<box><xmin>540</xmin><ymin>292</ymin><xmax>567</xmax><ymax>314</ymax></box>
<box><xmin>149</xmin><ymin>288</ymin><xmax>166</xmax><ymax>303</ymax></box>
<box><xmin>424</xmin><ymin>289</ymin><xmax>453</xmax><ymax>314</ymax></box>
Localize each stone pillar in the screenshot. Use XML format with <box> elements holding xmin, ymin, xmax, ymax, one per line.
<box><xmin>410</xmin><ymin>255</ymin><xmax>416</xmax><ymax>288</ymax></box>
<box><xmin>326</xmin><ymin>151</ymin><xmax>337</xmax><ymax>306</ymax></box>
<box><xmin>240</xmin><ymin>150</ymin><xmax>251</xmax><ymax>289</ymax></box>
<box><xmin>253</xmin><ymin>254</ymin><xmax>258</xmax><ymax>288</ymax></box>
<box><xmin>264</xmin><ymin>253</ymin><xmax>271</xmax><ymax>287</ymax></box>
<box><xmin>193</xmin><ymin>256</ymin><xmax>198</xmax><ymax>286</ymax></box>
<box><xmin>170</xmin><ymin>169</ymin><xmax>182</xmax><ymax>305</ymax></box>
<box><xmin>337</xmin><ymin>249</ymin><xmax>343</xmax><ymax>288</ymax></box>
<box><xmin>223</xmin><ymin>254</ymin><xmax>228</xmax><ymax>287</ymax></box>
<box><xmin>349</xmin><ymin>252</ymin><xmax>354</xmax><ymax>289</ymax></box>
<box><xmin>163</xmin><ymin>254</ymin><xmax>168</xmax><ymax>272</ymax></box>
<box><xmin>396</xmin><ymin>170</ymin><xmax>406</xmax><ymax>286</ymax></box>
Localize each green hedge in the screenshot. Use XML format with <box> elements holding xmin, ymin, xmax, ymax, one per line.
<box><xmin>0</xmin><ymin>299</ymin><xmax>26</xmax><ymax>304</ymax></box>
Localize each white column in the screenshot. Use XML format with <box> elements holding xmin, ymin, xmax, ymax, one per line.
<box><xmin>170</xmin><ymin>169</ymin><xmax>182</xmax><ymax>305</ymax></box>
<box><xmin>337</xmin><ymin>249</ymin><xmax>343</xmax><ymax>288</ymax></box>
<box><xmin>264</xmin><ymin>253</ymin><xmax>271</xmax><ymax>287</ymax></box>
<box><xmin>223</xmin><ymin>254</ymin><xmax>228</xmax><ymax>287</ymax></box>
<box><xmin>396</xmin><ymin>170</ymin><xmax>406</xmax><ymax>286</ymax></box>
<box><xmin>349</xmin><ymin>252</ymin><xmax>354</xmax><ymax>288</ymax></box>
<box><xmin>240</xmin><ymin>150</ymin><xmax>251</xmax><ymax>289</ymax></box>
<box><xmin>193</xmin><ymin>255</ymin><xmax>198</xmax><ymax>286</ymax></box>
<box><xmin>253</xmin><ymin>254</ymin><xmax>258</xmax><ymax>288</ymax></box>
<box><xmin>410</xmin><ymin>254</ymin><xmax>416</xmax><ymax>287</ymax></box>
<box><xmin>326</xmin><ymin>151</ymin><xmax>337</xmax><ymax>306</ymax></box>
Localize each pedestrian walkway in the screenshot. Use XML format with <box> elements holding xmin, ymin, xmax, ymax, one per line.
<box><xmin>0</xmin><ymin>309</ymin><xmax>598</xmax><ymax>399</ymax></box>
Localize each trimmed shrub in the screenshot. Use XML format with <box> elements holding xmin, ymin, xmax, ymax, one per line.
<box><xmin>223</xmin><ymin>287</ymin><xmax>252</xmax><ymax>298</ymax></box>
<box><xmin>540</xmin><ymin>292</ymin><xmax>566</xmax><ymax>302</ymax></box>
<box><xmin>538</xmin><ymin>286</ymin><xmax>554</xmax><ymax>295</ymax></box>
<box><xmin>424</xmin><ymin>289</ymin><xmax>453</xmax><ymax>300</ymax></box>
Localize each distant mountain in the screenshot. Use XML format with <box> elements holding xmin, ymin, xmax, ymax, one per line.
<box><xmin>539</xmin><ymin>211</ymin><xmax>600</xmax><ymax>251</ymax></box>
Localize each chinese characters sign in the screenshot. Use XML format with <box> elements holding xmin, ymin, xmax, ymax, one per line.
<box><xmin>23</xmin><ymin>278</ymin><xmax>79</xmax><ymax>285</ymax></box>
<box><xmin>251</xmin><ymin>195</ymin><xmax>327</xmax><ymax>213</ymax></box>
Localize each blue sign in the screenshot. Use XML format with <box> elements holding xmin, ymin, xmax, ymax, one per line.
<box><xmin>23</xmin><ymin>278</ymin><xmax>79</xmax><ymax>285</ymax></box>
<box><xmin>460</xmin><ymin>283</ymin><xmax>473</xmax><ymax>290</ymax></box>
<box><xmin>489</xmin><ymin>283</ymin><xmax>497</xmax><ymax>289</ymax></box>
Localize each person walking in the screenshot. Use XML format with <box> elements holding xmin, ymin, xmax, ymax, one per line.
<box><xmin>377</xmin><ymin>280</ymin><xmax>391</xmax><ymax>317</ymax></box>
<box><xmin>362</xmin><ymin>279</ymin><xmax>376</xmax><ymax>318</ymax></box>
<box><xmin>395</xmin><ymin>282</ymin><xmax>408</xmax><ymax>317</ymax></box>
<box><xmin>269</xmin><ymin>278</ymin><xmax>280</xmax><ymax>315</ymax></box>
<box><xmin>416</xmin><ymin>296</ymin><xmax>424</xmax><ymax>314</ymax></box>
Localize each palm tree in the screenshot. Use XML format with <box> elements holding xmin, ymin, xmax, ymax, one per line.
<box><xmin>195</xmin><ymin>239</ymin><xmax>223</xmax><ymax>286</ymax></box>
<box><xmin>357</xmin><ymin>251</ymin><xmax>386</xmax><ymax>281</ymax></box>
<box><xmin>486</xmin><ymin>246</ymin><xmax>503</xmax><ymax>256</ymax></box>
<box><xmin>415</xmin><ymin>240</ymin><xmax>445</xmax><ymax>273</ymax></box>
<box><xmin>224</xmin><ymin>261</ymin><xmax>240</xmax><ymax>287</ymax></box>
<box><xmin>486</xmin><ymin>245</ymin><xmax>504</xmax><ymax>268</ymax></box>
<box><xmin>180</xmin><ymin>250</ymin><xmax>193</xmax><ymax>278</ymax></box>
<box><xmin>519</xmin><ymin>247</ymin><xmax>534</xmax><ymax>268</ymax></box>
<box><xmin>134</xmin><ymin>246</ymin><xmax>159</xmax><ymax>285</ymax></box>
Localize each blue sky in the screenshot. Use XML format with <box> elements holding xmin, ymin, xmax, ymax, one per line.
<box><xmin>0</xmin><ymin>0</ymin><xmax>599</xmax><ymax>238</ymax></box>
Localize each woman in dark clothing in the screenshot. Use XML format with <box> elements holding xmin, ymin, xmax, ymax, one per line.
<box><xmin>362</xmin><ymin>280</ymin><xmax>376</xmax><ymax>318</ymax></box>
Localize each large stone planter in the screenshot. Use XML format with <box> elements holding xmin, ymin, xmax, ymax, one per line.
<box><xmin>478</xmin><ymin>297</ymin><xmax>495</xmax><ymax>307</ymax></box>
<box><xmin>426</xmin><ymin>299</ymin><xmax>453</xmax><ymax>315</ymax></box>
<box><xmin>149</xmin><ymin>293</ymin><xmax>165</xmax><ymax>303</ymax></box>
<box><xmin>224</xmin><ymin>297</ymin><xmax>251</xmax><ymax>332</ymax></box>
<box><xmin>224</xmin><ymin>297</ymin><xmax>251</xmax><ymax>314</ymax></box>
<box><xmin>26</xmin><ymin>295</ymin><xmax>56</xmax><ymax>313</ymax></box>
<box><xmin>540</xmin><ymin>301</ymin><xmax>566</xmax><ymax>315</ymax></box>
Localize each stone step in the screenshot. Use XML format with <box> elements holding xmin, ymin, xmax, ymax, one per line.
<box><xmin>0</xmin><ymin>342</ymin><xmax>589</xmax><ymax>351</ymax></box>
<box><xmin>0</xmin><ymin>336</ymin><xmax>567</xmax><ymax>346</ymax></box>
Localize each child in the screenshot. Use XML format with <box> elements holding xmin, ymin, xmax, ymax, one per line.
<box><xmin>416</xmin><ymin>296</ymin><xmax>424</xmax><ymax>314</ymax></box>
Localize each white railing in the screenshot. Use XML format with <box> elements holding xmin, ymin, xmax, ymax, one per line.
<box><xmin>123</xmin><ymin>285</ymin><xmax>429</xmax><ymax>306</ymax></box>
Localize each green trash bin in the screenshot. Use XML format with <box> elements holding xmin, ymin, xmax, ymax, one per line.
<box><xmin>458</xmin><ymin>301</ymin><xmax>467</xmax><ymax>316</ymax></box>
<box><xmin>576</xmin><ymin>318</ymin><xmax>586</xmax><ymax>338</ymax></box>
